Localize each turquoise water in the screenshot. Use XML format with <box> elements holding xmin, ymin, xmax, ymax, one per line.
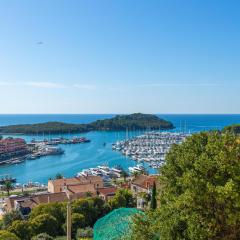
<box><xmin>0</xmin><ymin>114</ymin><xmax>240</xmax><ymax>184</ymax></box>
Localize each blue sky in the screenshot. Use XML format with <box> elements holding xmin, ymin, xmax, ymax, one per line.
<box><xmin>0</xmin><ymin>0</ymin><xmax>239</xmax><ymax>114</ymax></box>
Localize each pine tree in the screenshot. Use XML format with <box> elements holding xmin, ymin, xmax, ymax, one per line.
<box><xmin>150</xmin><ymin>181</ymin><xmax>157</xmax><ymax>209</ymax></box>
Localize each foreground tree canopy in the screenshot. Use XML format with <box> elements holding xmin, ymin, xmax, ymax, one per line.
<box><xmin>223</xmin><ymin>124</ymin><xmax>240</xmax><ymax>134</ymax></box>
<box><xmin>131</xmin><ymin>132</ymin><xmax>240</xmax><ymax>240</ymax></box>
<box><xmin>0</xmin><ymin>230</ymin><xmax>20</xmax><ymax>240</ymax></box>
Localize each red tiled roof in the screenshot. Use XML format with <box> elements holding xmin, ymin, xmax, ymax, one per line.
<box><xmin>49</xmin><ymin>176</ymin><xmax>103</xmax><ymax>187</ymax></box>
<box><xmin>97</xmin><ymin>187</ymin><xmax>117</xmax><ymax>196</ymax></box>
<box><xmin>131</xmin><ymin>175</ymin><xmax>157</xmax><ymax>189</ymax></box>
<box><xmin>67</xmin><ymin>184</ymin><xmax>96</xmax><ymax>195</ymax></box>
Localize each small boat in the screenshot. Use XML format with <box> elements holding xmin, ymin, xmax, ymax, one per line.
<box><xmin>128</xmin><ymin>164</ymin><xmax>144</xmax><ymax>173</ymax></box>
<box><xmin>77</xmin><ymin>169</ymin><xmax>93</xmax><ymax>177</ymax></box>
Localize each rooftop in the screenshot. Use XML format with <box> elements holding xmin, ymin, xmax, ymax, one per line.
<box><xmin>131</xmin><ymin>175</ymin><xmax>157</xmax><ymax>189</ymax></box>
<box><xmin>49</xmin><ymin>175</ymin><xmax>103</xmax><ymax>186</ymax></box>
<box><xmin>97</xmin><ymin>187</ymin><xmax>117</xmax><ymax>196</ymax></box>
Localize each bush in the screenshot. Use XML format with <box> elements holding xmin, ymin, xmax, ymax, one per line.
<box><xmin>30</xmin><ymin>214</ymin><xmax>58</xmax><ymax>237</ymax></box>
<box><xmin>53</xmin><ymin>237</ymin><xmax>65</xmax><ymax>240</ymax></box>
<box><xmin>76</xmin><ymin>227</ymin><xmax>93</xmax><ymax>238</ymax></box>
<box><xmin>71</xmin><ymin>197</ymin><xmax>109</xmax><ymax>227</ymax></box>
<box><xmin>2</xmin><ymin>210</ymin><xmax>22</xmax><ymax>229</ymax></box>
<box><xmin>108</xmin><ymin>189</ymin><xmax>136</xmax><ymax>209</ymax></box>
<box><xmin>0</xmin><ymin>230</ymin><xmax>20</xmax><ymax>240</ymax></box>
<box><xmin>8</xmin><ymin>220</ymin><xmax>31</xmax><ymax>240</ymax></box>
<box><xmin>31</xmin><ymin>233</ymin><xmax>53</xmax><ymax>240</ymax></box>
<box><xmin>30</xmin><ymin>203</ymin><xmax>66</xmax><ymax>236</ymax></box>
<box><xmin>72</xmin><ymin>213</ymin><xmax>85</xmax><ymax>236</ymax></box>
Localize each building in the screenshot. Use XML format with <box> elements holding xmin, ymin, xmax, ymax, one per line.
<box><xmin>97</xmin><ymin>187</ymin><xmax>117</xmax><ymax>201</ymax></box>
<box><xmin>5</xmin><ymin>192</ymin><xmax>68</xmax><ymax>216</ymax></box>
<box><xmin>131</xmin><ymin>175</ymin><xmax>157</xmax><ymax>195</ymax></box>
<box><xmin>4</xmin><ymin>176</ymin><xmax>116</xmax><ymax>216</ymax></box>
<box><xmin>0</xmin><ymin>137</ymin><xmax>28</xmax><ymax>161</ymax></box>
<box><xmin>64</xmin><ymin>183</ymin><xmax>97</xmax><ymax>198</ymax></box>
<box><xmin>131</xmin><ymin>175</ymin><xmax>157</xmax><ymax>209</ymax></box>
<box><xmin>48</xmin><ymin>176</ymin><xmax>104</xmax><ymax>193</ymax></box>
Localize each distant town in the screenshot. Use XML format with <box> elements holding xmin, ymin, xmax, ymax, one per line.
<box><xmin>0</xmin><ymin>136</ymin><xmax>91</xmax><ymax>165</ymax></box>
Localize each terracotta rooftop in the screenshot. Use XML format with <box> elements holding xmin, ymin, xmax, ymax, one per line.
<box><xmin>6</xmin><ymin>192</ymin><xmax>68</xmax><ymax>212</ymax></box>
<box><xmin>67</xmin><ymin>184</ymin><xmax>96</xmax><ymax>195</ymax></box>
<box><xmin>49</xmin><ymin>176</ymin><xmax>103</xmax><ymax>186</ymax></box>
<box><xmin>33</xmin><ymin>192</ymin><xmax>68</xmax><ymax>204</ymax></box>
<box><xmin>97</xmin><ymin>187</ymin><xmax>117</xmax><ymax>196</ymax></box>
<box><xmin>131</xmin><ymin>175</ymin><xmax>157</xmax><ymax>189</ymax></box>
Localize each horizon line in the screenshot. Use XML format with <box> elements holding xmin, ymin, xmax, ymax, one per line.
<box><xmin>0</xmin><ymin>113</ymin><xmax>240</xmax><ymax>115</ymax></box>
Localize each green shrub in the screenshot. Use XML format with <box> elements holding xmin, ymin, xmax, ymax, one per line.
<box><xmin>30</xmin><ymin>214</ymin><xmax>58</xmax><ymax>237</ymax></box>
<box><xmin>31</xmin><ymin>233</ymin><xmax>53</xmax><ymax>240</ymax></box>
<box><xmin>8</xmin><ymin>220</ymin><xmax>32</xmax><ymax>240</ymax></box>
<box><xmin>76</xmin><ymin>227</ymin><xmax>93</xmax><ymax>238</ymax></box>
<box><xmin>0</xmin><ymin>230</ymin><xmax>20</xmax><ymax>240</ymax></box>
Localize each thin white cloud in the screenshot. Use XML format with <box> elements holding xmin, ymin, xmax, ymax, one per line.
<box><xmin>73</xmin><ymin>84</ymin><xmax>96</xmax><ymax>90</ymax></box>
<box><xmin>141</xmin><ymin>83</ymin><xmax>222</xmax><ymax>87</ymax></box>
<box><xmin>0</xmin><ymin>82</ymin><xmax>18</xmax><ymax>86</ymax></box>
<box><xmin>0</xmin><ymin>81</ymin><xmax>96</xmax><ymax>90</ymax></box>
<box><xmin>25</xmin><ymin>81</ymin><xmax>67</xmax><ymax>89</ymax></box>
<box><xmin>0</xmin><ymin>81</ymin><xmax>67</xmax><ymax>89</ymax></box>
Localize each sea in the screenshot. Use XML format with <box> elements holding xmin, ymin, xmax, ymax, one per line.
<box><xmin>0</xmin><ymin>114</ymin><xmax>240</xmax><ymax>184</ymax></box>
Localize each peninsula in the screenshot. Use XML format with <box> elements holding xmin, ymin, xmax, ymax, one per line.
<box><xmin>0</xmin><ymin>113</ymin><xmax>174</xmax><ymax>134</ymax></box>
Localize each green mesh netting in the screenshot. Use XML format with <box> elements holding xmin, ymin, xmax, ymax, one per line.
<box><xmin>93</xmin><ymin>208</ymin><xmax>143</xmax><ymax>240</ymax></box>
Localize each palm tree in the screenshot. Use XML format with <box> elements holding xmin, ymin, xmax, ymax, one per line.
<box><xmin>55</xmin><ymin>173</ymin><xmax>63</xmax><ymax>179</ymax></box>
<box><xmin>121</xmin><ymin>169</ymin><xmax>129</xmax><ymax>182</ymax></box>
<box><xmin>132</xmin><ymin>171</ymin><xmax>140</xmax><ymax>179</ymax></box>
<box><xmin>140</xmin><ymin>167</ymin><xmax>148</xmax><ymax>175</ymax></box>
<box><xmin>3</xmin><ymin>180</ymin><xmax>14</xmax><ymax>196</ymax></box>
<box><xmin>85</xmin><ymin>191</ymin><xmax>93</xmax><ymax>197</ymax></box>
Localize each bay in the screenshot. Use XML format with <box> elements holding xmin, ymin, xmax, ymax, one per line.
<box><xmin>0</xmin><ymin>114</ymin><xmax>240</xmax><ymax>184</ymax></box>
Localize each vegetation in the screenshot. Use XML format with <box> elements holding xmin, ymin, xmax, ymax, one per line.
<box><xmin>55</xmin><ymin>173</ymin><xmax>63</xmax><ymax>179</ymax></box>
<box><xmin>31</xmin><ymin>233</ymin><xmax>53</xmax><ymax>240</ymax></box>
<box><xmin>88</xmin><ymin>113</ymin><xmax>174</xmax><ymax>131</ymax></box>
<box><xmin>4</xmin><ymin>196</ymin><xmax>118</xmax><ymax>240</ymax></box>
<box><xmin>120</xmin><ymin>169</ymin><xmax>129</xmax><ymax>182</ymax></box>
<box><xmin>76</xmin><ymin>227</ymin><xmax>93</xmax><ymax>239</ymax></box>
<box><xmin>0</xmin><ymin>230</ymin><xmax>20</xmax><ymax>240</ymax></box>
<box><xmin>30</xmin><ymin>214</ymin><xmax>58</xmax><ymax>237</ymax></box>
<box><xmin>2</xmin><ymin>211</ymin><xmax>23</xmax><ymax>229</ymax></box>
<box><xmin>223</xmin><ymin>124</ymin><xmax>240</xmax><ymax>134</ymax></box>
<box><xmin>2</xmin><ymin>180</ymin><xmax>14</xmax><ymax>196</ymax></box>
<box><xmin>8</xmin><ymin>220</ymin><xmax>31</xmax><ymax>240</ymax></box>
<box><xmin>130</xmin><ymin>132</ymin><xmax>240</xmax><ymax>240</ymax></box>
<box><xmin>150</xmin><ymin>182</ymin><xmax>157</xmax><ymax>210</ymax></box>
<box><xmin>109</xmin><ymin>189</ymin><xmax>136</xmax><ymax>209</ymax></box>
<box><xmin>0</xmin><ymin>113</ymin><xmax>174</xmax><ymax>134</ymax></box>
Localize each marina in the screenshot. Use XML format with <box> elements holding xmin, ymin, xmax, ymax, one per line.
<box><xmin>112</xmin><ymin>132</ymin><xmax>190</xmax><ymax>168</ymax></box>
<box><xmin>77</xmin><ymin>165</ymin><xmax>123</xmax><ymax>178</ymax></box>
<box><xmin>31</xmin><ymin>137</ymin><xmax>91</xmax><ymax>145</ymax></box>
<box><xmin>0</xmin><ymin>114</ymin><xmax>240</xmax><ymax>184</ymax></box>
<box><xmin>0</xmin><ymin>136</ymin><xmax>91</xmax><ymax>165</ymax></box>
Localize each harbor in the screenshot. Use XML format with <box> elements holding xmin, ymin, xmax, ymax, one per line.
<box><xmin>112</xmin><ymin>132</ymin><xmax>190</xmax><ymax>169</ymax></box>
<box><xmin>0</xmin><ymin>136</ymin><xmax>91</xmax><ymax>165</ymax></box>
<box><xmin>0</xmin><ymin>114</ymin><xmax>239</xmax><ymax>184</ymax></box>
<box><xmin>77</xmin><ymin>165</ymin><xmax>123</xmax><ymax>179</ymax></box>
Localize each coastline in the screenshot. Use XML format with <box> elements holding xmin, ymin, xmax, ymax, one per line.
<box><xmin>0</xmin><ymin>114</ymin><xmax>240</xmax><ymax>184</ymax></box>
